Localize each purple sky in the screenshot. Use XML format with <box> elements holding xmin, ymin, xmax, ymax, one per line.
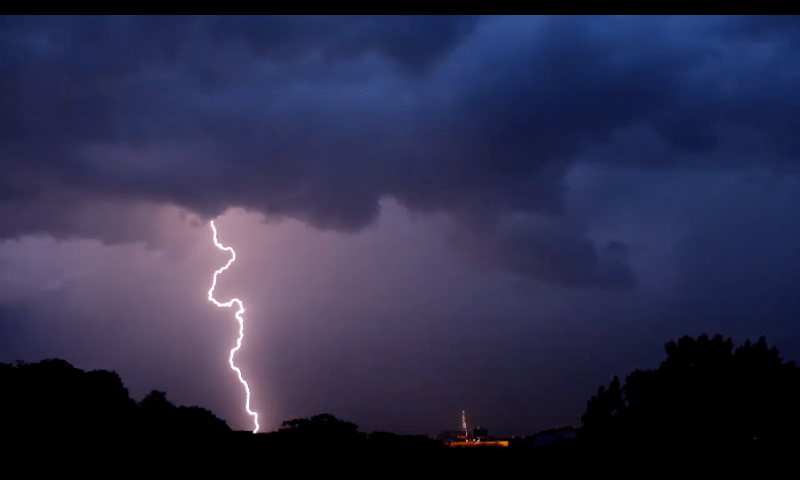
<box><xmin>1</xmin><ymin>16</ymin><xmax>800</xmax><ymax>438</ymax></box>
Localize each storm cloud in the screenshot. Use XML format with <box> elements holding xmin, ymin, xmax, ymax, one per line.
<box><xmin>7</xmin><ymin>15</ymin><xmax>798</xmax><ymax>286</ymax></box>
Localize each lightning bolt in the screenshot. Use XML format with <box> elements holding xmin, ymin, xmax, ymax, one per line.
<box><xmin>207</xmin><ymin>220</ymin><xmax>260</xmax><ymax>433</ymax></box>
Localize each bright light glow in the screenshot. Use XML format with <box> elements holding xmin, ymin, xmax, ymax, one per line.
<box><xmin>207</xmin><ymin>220</ymin><xmax>260</xmax><ymax>433</ymax></box>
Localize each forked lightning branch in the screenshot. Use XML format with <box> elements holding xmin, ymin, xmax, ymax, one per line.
<box><xmin>207</xmin><ymin>220</ymin><xmax>260</xmax><ymax>433</ymax></box>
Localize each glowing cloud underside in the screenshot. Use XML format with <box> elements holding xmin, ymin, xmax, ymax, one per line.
<box><xmin>207</xmin><ymin>220</ymin><xmax>260</xmax><ymax>433</ymax></box>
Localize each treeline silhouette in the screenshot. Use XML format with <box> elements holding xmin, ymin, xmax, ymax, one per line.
<box><xmin>2</xmin><ymin>333</ymin><xmax>798</xmax><ymax>469</ymax></box>
<box><xmin>0</xmin><ymin>359</ymin><xmax>445</xmax><ymax>465</ymax></box>
<box><xmin>580</xmin><ymin>334</ymin><xmax>800</xmax><ymax>456</ymax></box>
<box><xmin>0</xmin><ymin>359</ymin><xmax>231</xmax><ymax>458</ymax></box>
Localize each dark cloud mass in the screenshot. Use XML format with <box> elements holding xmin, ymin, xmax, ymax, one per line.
<box><xmin>2</xmin><ymin>15</ymin><xmax>799</xmax><ymax>286</ymax></box>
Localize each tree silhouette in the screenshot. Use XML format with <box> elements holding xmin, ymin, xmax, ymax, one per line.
<box><xmin>581</xmin><ymin>334</ymin><xmax>800</xmax><ymax>448</ymax></box>
<box><xmin>0</xmin><ymin>359</ymin><xmax>231</xmax><ymax>457</ymax></box>
<box><xmin>137</xmin><ymin>389</ymin><xmax>231</xmax><ymax>449</ymax></box>
<box><xmin>580</xmin><ymin>375</ymin><xmax>625</xmax><ymax>442</ymax></box>
<box><xmin>278</xmin><ymin>413</ymin><xmax>365</xmax><ymax>447</ymax></box>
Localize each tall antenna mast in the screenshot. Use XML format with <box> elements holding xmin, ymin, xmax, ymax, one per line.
<box><xmin>462</xmin><ymin>410</ymin><xmax>468</xmax><ymax>439</ymax></box>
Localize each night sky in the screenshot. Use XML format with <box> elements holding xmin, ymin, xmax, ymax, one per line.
<box><xmin>1</xmin><ymin>15</ymin><xmax>799</xmax><ymax>438</ymax></box>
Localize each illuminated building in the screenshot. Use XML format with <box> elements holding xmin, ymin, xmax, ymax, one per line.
<box><xmin>438</xmin><ymin>412</ymin><xmax>508</xmax><ymax>447</ymax></box>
